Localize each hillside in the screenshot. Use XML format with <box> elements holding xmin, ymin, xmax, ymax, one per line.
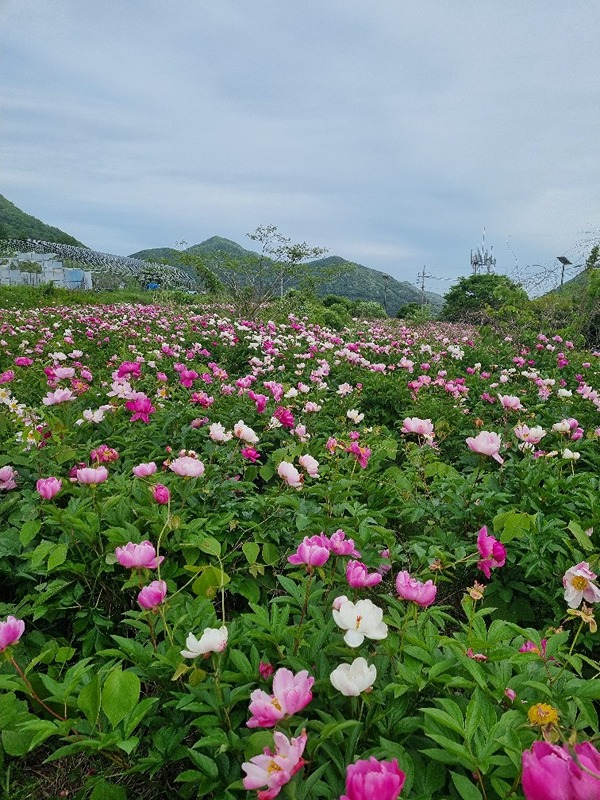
<box><xmin>131</xmin><ymin>238</ymin><xmax>443</xmax><ymax>315</ymax></box>
<box><xmin>0</xmin><ymin>194</ymin><xmax>86</xmax><ymax>247</ymax></box>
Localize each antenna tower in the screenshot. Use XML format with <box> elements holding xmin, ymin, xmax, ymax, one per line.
<box><xmin>471</xmin><ymin>228</ymin><xmax>496</xmax><ymax>275</ymax></box>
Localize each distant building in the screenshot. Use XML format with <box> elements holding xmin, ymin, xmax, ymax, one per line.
<box><xmin>0</xmin><ymin>250</ymin><xmax>93</xmax><ymax>289</ymax></box>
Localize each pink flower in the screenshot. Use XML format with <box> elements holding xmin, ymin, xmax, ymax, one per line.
<box><xmin>563</xmin><ymin>562</ymin><xmax>600</xmax><ymax>608</ymax></box>
<box><xmin>466</xmin><ymin>648</ymin><xmax>488</xmax><ymax>661</ymax></box>
<box><xmin>298</xmin><ymin>454</ymin><xmax>319</xmax><ymax>477</ymax></box>
<box><xmin>90</xmin><ymin>444</ymin><xmax>119</xmax><ymax>463</ymax></box>
<box><xmin>498</xmin><ymin>394</ymin><xmax>524</xmax><ymax>411</ymax></box>
<box><xmin>234</xmin><ymin>420</ymin><xmax>259</xmax><ymax>444</ymax></box>
<box><xmin>395</xmin><ymin>571</ymin><xmax>437</xmax><ymax>607</ymax></box>
<box><xmin>326</xmin><ymin>436</ymin><xmax>338</xmax><ymax>452</ymax></box>
<box><xmin>259</xmin><ymin>661</ymin><xmax>275</xmax><ymax>680</ymax></box>
<box><xmin>42</xmin><ymin>388</ymin><xmax>75</xmax><ymax>405</ymax></box>
<box><xmin>76</xmin><ymin>466</ymin><xmax>108</xmax><ymax>486</ymax></box>
<box><xmin>346</xmin><ymin>442</ymin><xmax>371</xmax><ymax>469</ymax></box>
<box><xmin>274</xmin><ymin>406</ymin><xmax>295</xmax><ymax>429</ymax></box>
<box><xmin>466</xmin><ymin>431</ymin><xmax>503</xmax><ymax>464</ymax></box>
<box><xmin>137</xmin><ymin>580</ymin><xmax>167</xmax><ymax>610</ymax></box>
<box><xmin>329</xmin><ymin>529</ymin><xmax>361</xmax><ymax>558</ymax></box>
<box><xmin>346</xmin><ymin>560</ymin><xmax>382</xmax><ymax>588</ymax></box>
<box><xmin>132</xmin><ymin>462</ymin><xmax>157</xmax><ymax>478</ymax></box>
<box><xmin>152</xmin><ymin>484</ymin><xmax>170</xmax><ymax>505</ymax></box>
<box><xmin>115</xmin><ymin>541</ymin><xmax>164</xmax><ymax>569</ymax></box>
<box><xmin>209</xmin><ymin>422</ymin><xmax>233</xmax><ymax>442</ymax></box>
<box><xmin>169</xmin><ymin>456</ymin><xmax>205</xmax><ymax>477</ymax></box>
<box><xmin>241</xmin><ymin>446</ymin><xmax>261</xmax><ymax>463</ymax></box>
<box><xmin>0</xmin><ymin>465</ymin><xmax>18</xmax><ymax>491</ymax></box>
<box><xmin>519</xmin><ymin>639</ymin><xmax>548</xmax><ymax>658</ymax></box>
<box><xmin>277</xmin><ymin>461</ymin><xmax>303</xmax><ymax>488</ymax></box>
<box><xmin>504</xmin><ymin>688</ymin><xmax>517</xmax><ymax>701</ymax></box>
<box><xmin>341</xmin><ymin>757</ymin><xmax>406</xmax><ymax>800</ymax></box>
<box><xmin>0</xmin><ymin>615</ymin><xmax>25</xmax><ymax>652</ymax></box>
<box><xmin>14</xmin><ymin>357</ymin><xmax>33</xmax><ymax>367</ymax></box>
<box><xmin>521</xmin><ymin>740</ymin><xmax>600</xmax><ymax>800</ymax></box>
<box><xmin>402</xmin><ymin>417</ymin><xmax>434</xmax><ymax>438</ymax></box>
<box><xmin>242</xmin><ymin>729</ymin><xmax>307</xmax><ymax>799</ymax></box>
<box><xmin>36</xmin><ymin>477</ymin><xmax>62</xmax><ymax>500</ymax></box>
<box><xmin>288</xmin><ymin>536</ymin><xmax>330</xmax><ymax>567</ymax></box>
<box><xmin>247</xmin><ymin>668</ymin><xmax>314</xmax><ymax>728</ymax></box>
<box><xmin>125</xmin><ymin>394</ymin><xmax>155</xmax><ymax>423</ymax></box>
<box><xmin>0</xmin><ymin>369</ymin><xmax>15</xmax><ymax>383</ymax></box>
<box><xmin>476</xmin><ymin>526</ymin><xmax>507</xmax><ymax>579</ymax></box>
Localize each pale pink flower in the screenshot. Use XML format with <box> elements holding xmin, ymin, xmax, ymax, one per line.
<box><xmin>395</xmin><ymin>571</ymin><xmax>437</xmax><ymax>607</ymax></box>
<box><xmin>298</xmin><ymin>454</ymin><xmax>319</xmax><ymax>477</ymax></box>
<box><xmin>498</xmin><ymin>394</ymin><xmax>524</xmax><ymax>411</ymax></box>
<box><xmin>242</xmin><ymin>729</ymin><xmax>307</xmax><ymax>799</ymax></box>
<box><xmin>0</xmin><ymin>465</ymin><xmax>18</xmax><ymax>491</ymax></box>
<box><xmin>169</xmin><ymin>456</ymin><xmax>205</xmax><ymax>477</ymax></box>
<box><xmin>0</xmin><ymin>615</ymin><xmax>25</xmax><ymax>652</ymax></box>
<box><xmin>563</xmin><ymin>562</ymin><xmax>600</xmax><ymax>608</ymax></box>
<box><xmin>329</xmin><ymin>529</ymin><xmax>360</xmax><ymax>557</ymax></box>
<box><xmin>137</xmin><ymin>580</ymin><xmax>167</xmax><ymax>610</ymax></box>
<box><xmin>476</xmin><ymin>526</ymin><xmax>507</xmax><ymax>579</ymax></box>
<box><xmin>115</xmin><ymin>541</ymin><xmax>164</xmax><ymax>569</ymax></box>
<box><xmin>402</xmin><ymin>417</ymin><xmax>434</xmax><ymax>437</ymax></box>
<box><xmin>76</xmin><ymin>466</ymin><xmax>108</xmax><ymax>486</ymax></box>
<box><xmin>132</xmin><ymin>462</ymin><xmax>157</xmax><ymax>477</ymax></box>
<box><xmin>42</xmin><ymin>388</ymin><xmax>75</xmax><ymax>405</ymax></box>
<box><xmin>36</xmin><ymin>477</ymin><xmax>62</xmax><ymax>499</ymax></box>
<box><xmin>277</xmin><ymin>461</ymin><xmax>303</xmax><ymax>488</ymax></box>
<box><xmin>233</xmin><ymin>420</ymin><xmax>259</xmax><ymax>444</ymax></box>
<box><xmin>247</xmin><ymin>668</ymin><xmax>314</xmax><ymax>728</ymax></box>
<box><xmin>466</xmin><ymin>431</ymin><xmax>503</xmax><ymax>463</ymax></box>
<box><xmin>209</xmin><ymin>422</ymin><xmax>233</xmax><ymax>442</ymax></box>
<box><xmin>514</xmin><ymin>424</ymin><xmax>546</xmax><ymax>445</ymax></box>
<box><xmin>346</xmin><ymin>560</ymin><xmax>382</xmax><ymax>588</ymax></box>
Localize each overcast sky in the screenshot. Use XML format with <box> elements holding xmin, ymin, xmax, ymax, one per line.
<box><xmin>1</xmin><ymin>1</ymin><xmax>599</xmax><ymax>294</ymax></box>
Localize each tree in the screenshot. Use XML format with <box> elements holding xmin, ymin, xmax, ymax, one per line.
<box><xmin>440</xmin><ymin>274</ymin><xmax>528</xmax><ymax>323</ymax></box>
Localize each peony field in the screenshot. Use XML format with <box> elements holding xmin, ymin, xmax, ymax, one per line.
<box><xmin>1</xmin><ymin>300</ymin><xmax>600</xmax><ymax>800</ymax></box>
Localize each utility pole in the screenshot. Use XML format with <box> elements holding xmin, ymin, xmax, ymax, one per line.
<box><xmin>417</xmin><ymin>265</ymin><xmax>433</xmax><ymax>308</ymax></box>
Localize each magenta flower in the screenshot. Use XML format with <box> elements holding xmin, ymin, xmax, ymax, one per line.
<box><xmin>36</xmin><ymin>477</ymin><xmax>62</xmax><ymax>500</ymax></box>
<box><xmin>519</xmin><ymin>639</ymin><xmax>548</xmax><ymax>657</ymax></box>
<box><xmin>274</xmin><ymin>406</ymin><xmax>295</xmax><ymax>429</ymax></box>
<box><xmin>563</xmin><ymin>562</ymin><xmax>600</xmax><ymax>608</ymax></box>
<box><xmin>0</xmin><ymin>615</ymin><xmax>25</xmax><ymax>652</ymax></box>
<box><xmin>247</xmin><ymin>667</ymin><xmax>314</xmax><ymax>728</ymax></box>
<box><xmin>346</xmin><ymin>442</ymin><xmax>371</xmax><ymax>469</ymax></box>
<box><xmin>521</xmin><ymin>740</ymin><xmax>600</xmax><ymax>800</ymax></box>
<box><xmin>395</xmin><ymin>571</ymin><xmax>437</xmax><ymax>607</ymax></box>
<box><xmin>466</xmin><ymin>431</ymin><xmax>503</xmax><ymax>464</ymax></box>
<box><xmin>0</xmin><ymin>465</ymin><xmax>18</xmax><ymax>491</ymax></box>
<box><xmin>476</xmin><ymin>526</ymin><xmax>507</xmax><ymax>579</ymax></box>
<box><xmin>241</xmin><ymin>446</ymin><xmax>261</xmax><ymax>463</ymax></box>
<box><xmin>346</xmin><ymin>560</ymin><xmax>382</xmax><ymax>588</ymax></box>
<box><xmin>132</xmin><ymin>462</ymin><xmax>157</xmax><ymax>478</ymax></box>
<box><xmin>115</xmin><ymin>541</ymin><xmax>164</xmax><ymax>570</ymax></box>
<box><xmin>288</xmin><ymin>536</ymin><xmax>330</xmax><ymax>568</ymax></box>
<box><xmin>14</xmin><ymin>357</ymin><xmax>33</xmax><ymax>367</ymax></box>
<box><xmin>169</xmin><ymin>455</ymin><xmax>205</xmax><ymax>477</ymax></box>
<box><xmin>152</xmin><ymin>484</ymin><xmax>170</xmax><ymax>505</ymax></box>
<box><xmin>242</xmin><ymin>729</ymin><xmax>307</xmax><ymax>799</ymax></box>
<box><xmin>137</xmin><ymin>580</ymin><xmax>167</xmax><ymax>610</ymax></box>
<box><xmin>76</xmin><ymin>466</ymin><xmax>109</xmax><ymax>486</ymax></box>
<box><xmin>329</xmin><ymin>529</ymin><xmax>361</xmax><ymax>558</ymax></box>
<box><xmin>125</xmin><ymin>394</ymin><xmax>155</xmax><ymax>423</ymax></box>
<box><xmin>341</xmin><ymin>757</ymin><xmax>406</xmax><ymax>800</ymax></box>
<box><xmin>90</xmin><ymin>444</ymin><xmax>119</xmax><ymax>463</ymax></box>
<box><xmin>259</xmin><ymin>661</ymin><xmax>275</xmax><ymax>680</ymax></box>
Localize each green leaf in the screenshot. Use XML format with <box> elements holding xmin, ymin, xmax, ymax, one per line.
<box><xmin>262</xmin><ymin>543</ymin><xmax>280</xmax><ymax>565</ymax></box>
<box><xmin>242</xmin><ymin>541</ymin><xmax>260</xmax><ymax>565</ymax></box>
<box><xmin>47</xmin><ymin>543</ymin><xmax>68</xmax><ymax>571</ymax></box>
<box><xmin>188</xmin><ymin>749</ymin><xmax>219</xmax><ymax>779</ymax></box>
<box><xmin>192</xmin><ymin>566</ymin><xmax>230</xmax><ymax>599</ymax></box>
<box><xmin>101</xmin><ymin>667</ymin><xmax>140</xmax><ymax>729</ymax></box>
<box><xmin>20</xmin><ymin>519</ymin><xmax>41</xmax><ymax>546</ymax></box>
<box><xmin>90</xmin><ymin>779</ymin><xmax>127</xmax><ymax>800</ymax></box>
<box><xmin>567</xmin><ymin>521</ymin><xmax>594</xmax><ymax>553</ymax></box>
<box><xmin>451</xmin><ymin>771</ymin><xmax>483</xmax><ymax>800</ymax></box>
<box><xmin>493</xmin><ymin>510</ymin><xmax>533</xmax><ymax>543</ymax></box>
<box><xmin>198</xmin><ymin>536</ymin><xmax>222</xmax><ymax>558</ymax></box>
<box><xmin>78</xmin><ymin>674</ymin><xmax>101</xmax><ymax>727</ymax></box>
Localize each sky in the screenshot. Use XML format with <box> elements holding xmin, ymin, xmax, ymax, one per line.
<box><xmin>1</xmin><ymin>0</ymin><xmax>599</xmax><ymax>296</ymax></box>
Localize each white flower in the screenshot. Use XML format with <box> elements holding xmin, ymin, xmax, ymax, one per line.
<box><xmin>332</xmin><ymin>597</ymin><xmax>388</xmax><ymax>647</ymax></box>
<box><xmin>562</xmin><ymin>448</ymin><xmax>580</xmax><ymax>460</ymax></box>
<box><xmin>233</xmin><ymin>420</ymin><xmax>259</xmax><ymax>443</ymax></box>
<box><xmin>330</xmin><ymin>657</ymin><xmax>377</xmax><ymax>696</ymax></box>
<box><xmin>180</xmin><ymin>626</ymin><xmax>228</xmax><ymax>658</ymax></box>
<box><xmin>552</xmin><ymin>420</ymin><xmax>571</xmax><ymax>433</ymax></box>
<box><xmin>347</xmin><ymin>409</ymin><xmax>364</xmax><ymax>424</ymax></box>
<box><xmin>557</xmin><ymin>389</ymin><xmax>573</xmax><ymax>398</ymax></box>
<box><xmin>209</xmin><ymin>422</ymin><xmax>233</xmax><ymax>443</ymax></box>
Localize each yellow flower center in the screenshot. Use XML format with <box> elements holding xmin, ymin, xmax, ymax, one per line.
<box><xmin>527</xmin><ymin>703</ymin><xmax>559</xmax><ymax>726</ymax></box>
<box><xmin>355</xmin><ymin>615</ymin><xmax>363</xmax><ymax>629</ymax></box>
<box><xmin>271</xmin><ymin>698</ymin><xmax>282</xmax><ymax>711</ymax></box>
<box><xmin>267</xmin><ymin>760</ymin><xmax>283</xmax><ymax>774</ymax></box>
<box><xmin>571</xmin><ymin>576</ymin><xmax>589</xmax><ymax>591</ymax></box>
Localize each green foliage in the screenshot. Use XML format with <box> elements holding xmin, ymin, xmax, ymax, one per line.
<box><xmin>0</xmin><ymin>194</ymin><xmax>85</xmax><ymax>247</ymax></box>
<box><xmin>441</xmin><ymin>274</ymin><xmax>528</xmax><ymax>323</ymax></box>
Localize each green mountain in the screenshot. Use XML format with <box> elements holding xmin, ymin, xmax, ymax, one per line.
<box><xmin>131</xmin><ymin>238</ymin><xmax>443</xmax><ymax>315</ymax></box>
<box><xmin>0</xmin><ymin>194</ymin><xmax>86</xmax><ymax>247</ymax></box>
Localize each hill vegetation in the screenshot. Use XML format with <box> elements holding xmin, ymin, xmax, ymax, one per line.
<box><xmin>0</xmin><ymin>194</ymin><xmax>86</xmax><ymax>247</ymax></box>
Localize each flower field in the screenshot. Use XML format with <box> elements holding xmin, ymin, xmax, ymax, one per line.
<box><xmin>1</xmin><ymin>301</ymin><xmax>599</xmax><ymax>799</ymax></box>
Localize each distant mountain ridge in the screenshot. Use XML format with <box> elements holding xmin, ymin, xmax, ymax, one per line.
<box><xmin>131</xmin><ymin>238</ymin><xmax>444</xmax><ymax>315</ymax></box>
<box><xmin>0</xmin><ymin>194</ymin><xmax>85</xmax><ymax>247</ymax></box>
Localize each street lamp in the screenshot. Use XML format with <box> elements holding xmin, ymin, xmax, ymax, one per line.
<box><xmin>556</xmin><ymin>256</ymin><xmax>572</xmax><ymax>287</ymax></box>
